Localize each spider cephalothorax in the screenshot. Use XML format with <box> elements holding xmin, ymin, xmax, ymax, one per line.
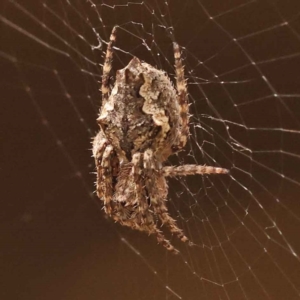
<box><xmin>93</xmin><ymin>26</ymin><xmax>229</xmax><ymax>253</ymax></box>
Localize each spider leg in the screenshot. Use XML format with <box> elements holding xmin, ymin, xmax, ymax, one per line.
<box><xmin>122</xmin><ymin>213</ymin><xmax>179</xmax><ymax>254</ymax></box>
<box><xmin>116</xmin><ymin>149</ymin><xmax>180</xmax><ymax>253</ymax></box>
<box><xmin>150</xmin><ymin>184</ymin><xmax>189</xmax><ymax>243</ymax></box>
<box><xmin>143</xmin><ymin>149</ymin><xmax>189</xmax><ymax>247</ymax></box>
<box><xmin>151</xmin><ymin>226</ymin><xmax>180</xmax><ymax>254</ymax></box>
<box><xmin>173</xmin><ymin>42</ymin><xmax>189</xmax><ymax>151</ymax></box>
<box><xmin>101</xmin><ymin>26</ymin><xmax>117</xmax><ymax>107</ymax></box>
<box><xmin>131</xmin><ymin>153</ymin><xmax>148</xmax><ymax>212</ymax></box>
<box><xmin>93</xmin><ymin>133</ymin><xmax>114</xmax><ymax>215</ymax></box>
<box><xmin>162</xmin><ymin>164</ymin><xmax>229</xmax><ymax>177</ymax></box>
<box><xmin>138</xmin><ymin>214</ymin><xmax>180</xmax><ymax>254</ymax></box>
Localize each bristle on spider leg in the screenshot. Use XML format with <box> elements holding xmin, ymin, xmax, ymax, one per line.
<box><xmin>156</xmin><ymin>231</ymin><xmax>179</xmax><ymax>254</ymax></box>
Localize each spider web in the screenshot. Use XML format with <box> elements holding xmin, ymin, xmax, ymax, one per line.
<box><xmin>1</xmin><ymin>0</ymin><xmax>300</xmax><ymax>299</ymax></box>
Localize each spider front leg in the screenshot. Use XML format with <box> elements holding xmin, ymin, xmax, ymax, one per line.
<box><xmin>172</xmin><ymin>43</ymin><xmax>229</xmax><ymax>175</ymax></box>
<box><xmin>115</xmin><ymin>153</ymin><xmax>178</xmax><ymax>253</ymax></box>
<box><xmin>162</xmin><ymin>164</ymin><xmax>229</xmax><ymax>176</ymax></box>
<box><xmin>144</xmin><ymin>149</ymin><xmax>189</xmax><ymax>250</ymax></box>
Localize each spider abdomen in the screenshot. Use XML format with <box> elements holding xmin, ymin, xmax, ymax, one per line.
<box><xmin>98</xmin><ymin>56</ymin><xmax>181</xmax><ymax>162</ymax></box>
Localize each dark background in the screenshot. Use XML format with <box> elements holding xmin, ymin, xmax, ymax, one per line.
<box><xmin>1</xmin><ymin>0</ymin><xmax>300</xmax><ymax>299</ymax></box>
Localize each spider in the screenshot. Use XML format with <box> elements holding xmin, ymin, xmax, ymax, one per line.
<box><xmin>93</xmin><ymin>26</ymin><xmax>229</xmax><ymax>253</ymax></box>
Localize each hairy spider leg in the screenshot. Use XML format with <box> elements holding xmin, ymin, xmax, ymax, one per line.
<box><xmin>162</xmin><ymin>164</ymin><xmax>229</xmax><ymax>176</ymax></box>
<box><xmin>94</xmin><ymin>135</ymin><xmax>114</xmax><ymax>215</ymax></box>
<box><xmin>116</xmin><ymin>156</ymin><xmax>180</xmax><ymax>254</ymax></box>
<box><xmin>144</xmin><ymin>149</ymin><xmax>189</xmax><ymax>248</ymax></box>
<box><xmin>172</xmin><ymin>43</ymin><xmax>230</xmax><ymax>175</ymax></box>
<box><xmin>173</xmin><ymin>42</ymin><xmax>189</xmax><ymax>151</ymax></box>
<box><xmin>122</xmin><ymin>214</ymin><xmax>179</xmax><ymax>254</ymax></box>
<box><xmin>101</xmin><ymin>26</ymin><xmax>117</xmax><ymax>107</ymax></box>
<box><xmin>121</xmin><ymin>149</ymin><xmax>182</xmax><ymax>253</ymax></box>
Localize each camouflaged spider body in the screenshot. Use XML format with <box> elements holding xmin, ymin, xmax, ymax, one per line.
<box><xmin>93</xmin><ymin>27</ymin><xmax>228</xmax><ymax>253</ymax></box>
